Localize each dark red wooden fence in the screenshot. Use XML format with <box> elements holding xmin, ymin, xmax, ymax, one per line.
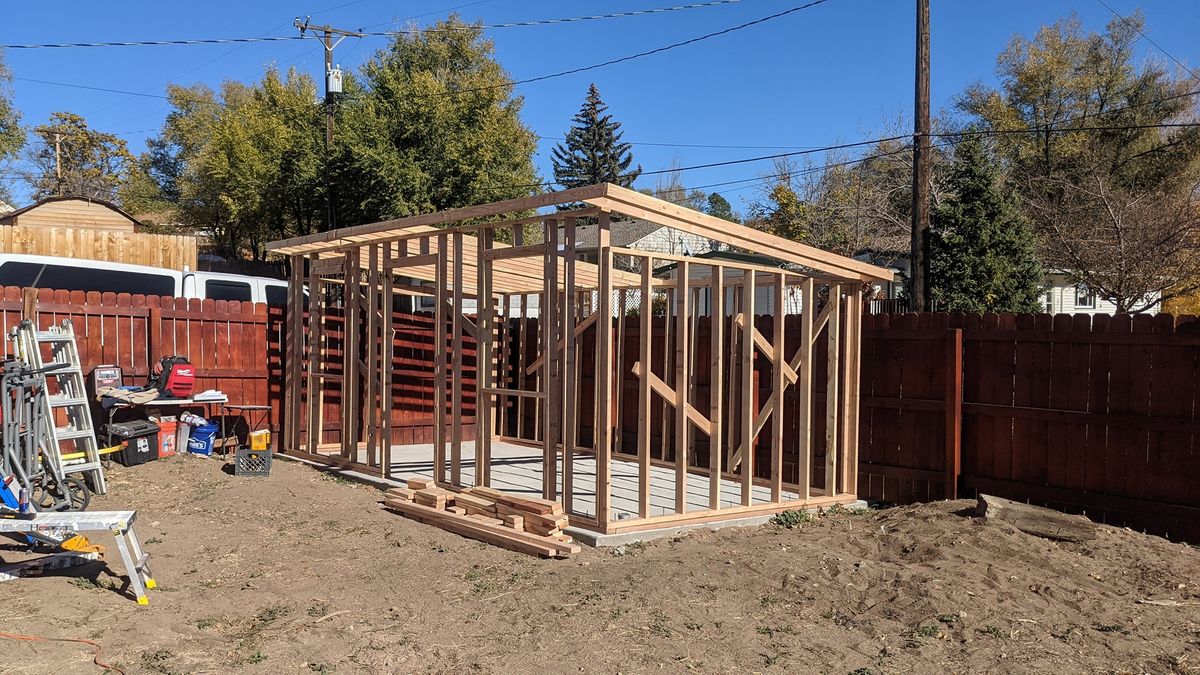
<box><xmin>860</xmin><ymin>312</ymin><xmax>1200</xmax><ymax>542</ymax></box>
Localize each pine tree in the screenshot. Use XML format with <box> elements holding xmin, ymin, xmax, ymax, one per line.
<box><xmin>927</xmin><ymin>136</ymin><xmax>1044</xmax><ymax>313</ymax></box>
<box><xmin>552</xmin><ymin>84</ymin><xmax>640</xmax><ymax>190</ymax></box>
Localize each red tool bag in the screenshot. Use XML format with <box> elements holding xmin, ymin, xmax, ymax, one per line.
<box><xmin>151</xmin><ymin>356</ymin><xmax>195</xmax><ymax>398</ymax></box>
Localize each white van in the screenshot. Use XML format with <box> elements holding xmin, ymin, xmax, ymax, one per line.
<box><xmin>0</xmin><ymin>254</ymin><xmax>291</xmax><ymax>305</ymax></box>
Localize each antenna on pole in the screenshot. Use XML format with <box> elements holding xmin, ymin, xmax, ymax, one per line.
<box><xmin>295</xmin><ymin>17</ymin><xmax>364</xmax><ymax>232</ymax></box>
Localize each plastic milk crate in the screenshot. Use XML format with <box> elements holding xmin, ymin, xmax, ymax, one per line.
<box><xmin>234</xmin><ymin>447</ymin><xmax>272</xmax><ymax>477</ymax></box>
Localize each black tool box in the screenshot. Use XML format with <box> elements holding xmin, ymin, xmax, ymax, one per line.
<box><xmin>107</xmin><ymin>420</ymin><xmax>160</xmax><ymax>467</ymax></box>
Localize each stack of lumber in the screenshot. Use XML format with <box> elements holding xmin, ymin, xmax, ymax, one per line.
<box><xmin>382</xmin><ymin>479</ymin><xmax>580</xmax><ymax>558</ymax></box>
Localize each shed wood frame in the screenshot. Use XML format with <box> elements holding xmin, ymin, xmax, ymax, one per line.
<box><xmin>268</xmin><ymin>183</ymin><xmax>893</xmax><ymax>534</ymax></box>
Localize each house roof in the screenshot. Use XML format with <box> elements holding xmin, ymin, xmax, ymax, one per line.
<box><xmin>567</xmin><ymin>219</ymin><xmax>664</xmax><ymax>249</ymax></box>
<box><xmin>652</xmin><ymin>249</ymin><xmax>789</xmax><ymax>276</ymax></box>
<box><xmin>266</xmin><ymin>183</ymin><xmax>894</xmax><ymax>287</ymax></box>
<box><xmin>0</xmin><ymin>195</ymin><xmax>143</xmax><ymax>227</ymax></box>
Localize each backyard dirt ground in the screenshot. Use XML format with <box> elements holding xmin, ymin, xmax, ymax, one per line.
<box><xmin>1</xmin><ymin>454</ymin><xmax>1198</xmax><ymax>675</ymax></box>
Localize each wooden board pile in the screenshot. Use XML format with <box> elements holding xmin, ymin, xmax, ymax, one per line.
<box><xmin>382</xmin><ymin>478</ymin><xmax>580</xmax><ymax>558</ymax></box>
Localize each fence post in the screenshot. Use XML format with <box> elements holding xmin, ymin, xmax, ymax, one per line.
<box><xmin>22</xmin><ymin>287</ymin><xmax>37</xmax><ymax>323</ymax></box>
<box><xmin>148</xmin><ymin>306</ymin><xmax>162</xmax><ymax>364</ymax></box>
<box><xmin>944</xmin><ymin>328</ymin><xmax>963</xmax><ymax>499</ymax></box>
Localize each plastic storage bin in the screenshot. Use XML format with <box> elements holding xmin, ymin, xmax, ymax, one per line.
<box><xmin>107</xmin><ymin>420</ymin><xmax>160</xmax><ymax>467</ymax></box>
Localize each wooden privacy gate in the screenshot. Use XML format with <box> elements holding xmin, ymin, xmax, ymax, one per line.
<box><xmin>269</xmin><ymin>183</ymin><xmax>893</xmax><ymax>534</ymax></box>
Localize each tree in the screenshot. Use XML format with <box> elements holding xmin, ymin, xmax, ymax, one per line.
<box><xmin>705</xmin><ymin>192</ymin><xmax>737</xmax><ymax>222</ymax></box>
<box><xmin>0</xmin><ymin>51</ymin><xmax>23</xmax><ymax>202</ymax></box>
<box><xmin>552</xmin><ymin>84</ymin><xmax>640</xmax><ymax>191</ymax></box>
<box><xmin>26</xmin><ymin>112</ymin><xmax>136</xmax><ymax>201</ymax></box>
<box><xmin>927</xmin><ymin>136</ymin><xmax>1044</xmax><ymax>313</ymax></box>
<box><xmin>332</xmin><ymin>16</ymin><xmax>539</xmax><ymax>226</ymax></box>
<box><xmin>960</xmin><ymin>12</ymin><xmax>1200</xmax><ymax>311</ymax></box>
<box><xmin>148</xmin><ymin>68</ymin><xmax>326</xmax><ymax>258</ymax></box>
<box><xmin>747</xmin><ymin>134</ymin><xmax>921</xmax><ymax>259</ymax></box>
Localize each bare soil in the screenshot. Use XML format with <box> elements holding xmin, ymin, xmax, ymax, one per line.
<box><xmin>2</xmin><ymin>454</ymin><xmax>1198</xmax><ymax>674</ymax></box>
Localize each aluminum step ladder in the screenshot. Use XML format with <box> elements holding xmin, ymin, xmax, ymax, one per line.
<box><xmin>0</xmin><ymin>510</ymin><xmax>155</xmax><ymax>604</ymax></box>
<box><xmin>11</xmin><ymin>320</ymin><xmax>107</xmax><ymax>495</ymax></box>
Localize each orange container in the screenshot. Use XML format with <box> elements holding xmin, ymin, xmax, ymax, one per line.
<box><xmin>157</xmin><ymin>420</ymin><xmax>178</xmax><ymax>458</ymax></box>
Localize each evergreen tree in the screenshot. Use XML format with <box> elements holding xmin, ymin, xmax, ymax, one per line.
<box><xmin>705</xmin><ymin>192</ymin><xmax>736</xmax><ymax>222</ymax></box>
<box><xmin>927</xmin><ymin>136</ymin><xmax>1044</xmax><ymax>313</ymax></box>
<box><xmin>552</xmin><ymin>84</ymin><xmax>640</xmax><ymax>190</ymax></box>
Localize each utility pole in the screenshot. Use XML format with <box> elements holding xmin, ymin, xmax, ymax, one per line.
<box><xmin>910</xmin><ymin>0</ymin><xmax>931</xmax><ymax>311</ymax></box>
<box><xmin>295</xmin><ymin>17</ymin><xmax>363</xmax><ymax>232</ymax></box>
<box><xmin>54</xmin><ymin>133</ymin><xmax>62</xmax><ymax>183</ymax></box>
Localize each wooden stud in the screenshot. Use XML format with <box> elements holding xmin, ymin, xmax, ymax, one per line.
<box><xmin>796</xmin><ymin>277</ymin><xmax>814</xmax><ymax>500</ymax></box>
<box><xmin>740</xmin><ymin>269</ymin><xmax>755</xmax><ymax>506</ymax></box>
<box><xmin>451</xmin><ymin>233</ymin><xmax>464</xmax><ymax>485</ymax></box>
<box><xmin>285</xmin><ymin>255</ymin><xmax>305</xmax><ymax>453</ymax></box>
<box><xmin>541</xmin><ymin>219</ymin><xmax>560</xmax><ymax>500</ymax></box>
<box><xmin>381</xmin><ymin>242</ymin><xmax>395</xmax><ymax>477</ymax></box>
<box><xmin>434</xmin><ymin>234</ymin><xmax>448</xmax><ymax>484</ymax></box>
<box><xmin>595</xmin><ymin>212</ymin><xmax>613</xmax><ymax>523</ymax></box>
<box><xmin>675</xmin><ymin>260</ymin><xmax>689</xmax><ymax>514</ymax></box>
<box><xmin>771</xmin><ymin>273</ymin><xmax>786</xmax><ymax>502</ymax></box>
<box><xmin>497</xmin><ymin>292</ymin><xmax>510</xmax><ymax>439</ymax></box>
<box><xmin>305</xmin><ymin>253</ymin><xmax>322</xmax><ymax>453</ymax></box>
<box><xmin>517</xmin><ymin>294</ymin><xmax>528</xmax><ymax>440</ymax></box>
<box><xmin>562</xmin><ymin>218</ymin><xmax>577</xmax><ymax>512</ymax></box>
<box><xmin>477</xmin><ymin>228</ymin><xmax>493</xmax><ymax>487</ymax></box>
<box><xmin>341</xmin><ymin>250</ymin><xmax>361</xmax><ymax>461</ymax></box>
<box><xmin>365</xmin><ymin>243</ymin><xmax>380</xmax><ymax>468</ymax></box>
<box><xmin>839</xmin><ymin>287</ymin><xmax>861</xmax><ymax>496</ymax></box>
<box><xmin>824</xmin><ymin>284</ymin><xmax>841</xmax><ymax>496</ymax></box>
<box><xmin>637</xmin><ymin>258</ymin><xmax>653</xmax><ymax>518</ymax></box>
<box><xmin>709</xmin><ymin>264</ymin><xmax>724</xmax><ymax>511</ymax></box>
<box><xmin>660</xmin><ymin>288</ymin><xmax>673</xmax><ymax>471</ymax></box>
<box><xmin>615</xmin><ymin>288</ymin><xmax>627</xmax><ymax>457</ymax></box>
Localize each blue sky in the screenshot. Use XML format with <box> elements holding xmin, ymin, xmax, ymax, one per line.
<box><xmin>2</xmin><ymin>0</ymin><xmax>1197</xmax><ymax>211</ymax></box>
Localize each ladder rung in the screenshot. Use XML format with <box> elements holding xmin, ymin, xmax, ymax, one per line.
<box><xmin>35</xmin><ymin>332</ymin><xmax>74</xmax><ymax>342</ymax></box>
<box><xmin>48</xmin><ymin>396</ymin><xmax>89</xmax><ymax>408</ymax></box>
<box><xmin>54</xmin><ymin>427</ymin><xmax>94</xmax><ymax>441</ymax></box>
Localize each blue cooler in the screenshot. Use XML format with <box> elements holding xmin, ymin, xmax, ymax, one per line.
<box><xmin>187</xmin><ymin>423</ymin><xmax>220</xmax><ymax>456</ymax></box>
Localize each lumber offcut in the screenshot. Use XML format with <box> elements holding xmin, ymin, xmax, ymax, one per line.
<box><xmin>976</xmin><ymin>494</ymin><xmax>1097</xmax><ymax>543</ymax></box>
<box><xmin>381</xmin><ymin>485</ymin><xmax>580</xmax><ymax>558</ymax></box>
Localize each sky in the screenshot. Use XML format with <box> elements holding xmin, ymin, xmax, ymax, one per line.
<box><xmin>1</xmin><ymin>0</ymin><xmax>1198</xmax><ymax>212</ymax></box>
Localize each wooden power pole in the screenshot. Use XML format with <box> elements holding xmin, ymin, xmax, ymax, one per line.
<box><xmin>295</xmin><ymin>17</ymin><xmax>363</xmax><ymax>232</ymax></box>
<box><xmin>911</xmin><ymin>0</ymin><xmax>931</xmax><ymax>311</ymax></box>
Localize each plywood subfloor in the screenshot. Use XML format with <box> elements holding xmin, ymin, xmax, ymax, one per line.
<box><xmin>387</xmin><ymin>440</ymin><xmax>804</xmax><ymax>521</ymax></box>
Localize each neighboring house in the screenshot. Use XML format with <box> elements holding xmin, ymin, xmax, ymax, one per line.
<box><xmin>564</xmin><ymin>219</ymin><xmax>718</xmax><ymax>267</ymax></box>
<box><xmin>856</xmin><ymin>251</ymin><xmax>1162</xmax><ymax>315</ymax></box>
<box><xmin>0</xmin><ymin>195</ymin><xmax>142</xmax><ymax>230</ymax></box>
<box><xmin>653</xmin><ymin>250</ymin><xmax>806</xmax><ymax>316</ymax></box>
<box><xmin>1040</xmin><ymin>271</ymin><xmax>1160</xmax><ymax>315</ymax></box>
<box><xmin>0</xmin><ymin>200</ymin><xmax>13</xmax><ymax>216</ymax></box>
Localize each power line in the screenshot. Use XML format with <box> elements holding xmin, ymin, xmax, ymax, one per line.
<box><xmin>0</xmin><ymin>1</ymin><xmax>749</xmax><ymax>50</ymax></box>
<box><xmin>537</xmin><ymin>136</ymin><xmax>823</xmax><ymax>150</ymax></box>
<box><xmin>1094</xmin><ymin>0</ymin><xmax>1198</xmax><ymax>80</ymax></box>
<box><xmin>13</xmin><ymin>77</ymin><xmax>168</xmax><ymax>99</ymax></box>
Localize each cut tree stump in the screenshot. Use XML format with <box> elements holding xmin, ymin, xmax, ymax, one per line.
<box><xmin>976</xmin><ymin>494</ymin><xmax>1097</xmax><ymax>543</ymax></box>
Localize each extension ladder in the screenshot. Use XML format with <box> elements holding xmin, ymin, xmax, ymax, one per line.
<box><xmin>11</xmin><ymin>320</ymin><xmax>107</xmax><ymax>494</ymax></box>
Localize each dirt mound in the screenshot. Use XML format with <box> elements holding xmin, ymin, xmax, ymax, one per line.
<box><xmin>1</xmin><ymin>457</ymin><xmax>1196</xmax><ymax>674</ymax></box>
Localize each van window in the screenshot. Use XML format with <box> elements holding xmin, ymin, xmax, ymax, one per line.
<box><xmin>0</xmin><ymin>261</ymin><xmax>175</xmax><ymax>296</ymax></box>
<box><xmin>265</xmin><ymin>285</ymin><xmax>288</xmax><ymax>307</ymax></box>
<box><xmin>205</xmin><ymin>279</ymin><xmax>252</xmax><ymax>302</ymax></box>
